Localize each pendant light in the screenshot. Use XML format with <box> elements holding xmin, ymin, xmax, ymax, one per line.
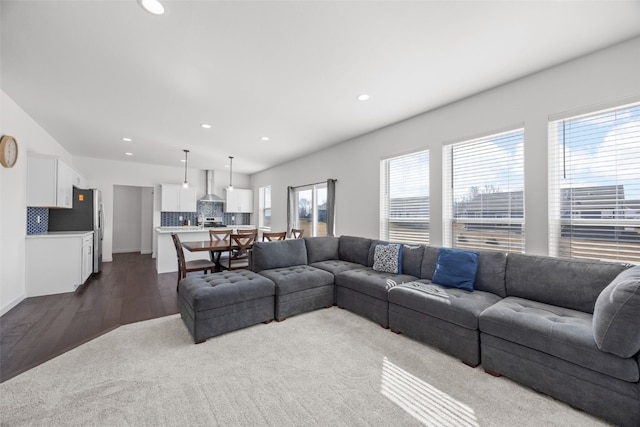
<box><xmin>182</xmin><ymin>149</ymin><xmax>189</xmax><ymax>188</ymax></box>
<box><xmin>227</xmin><ymin>156</ymin><xmax>234</xmax><ymax>192</ymax></box>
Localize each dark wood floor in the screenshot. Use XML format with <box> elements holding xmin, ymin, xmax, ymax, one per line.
<box><xmin>0</xmin><ymin>252</ymin><xmax>179</xmax><ymax>383</ymax></box>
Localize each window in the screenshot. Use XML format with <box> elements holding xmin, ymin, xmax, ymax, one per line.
<box><xmin>549</xmin><ymin>101</ymin><xmax>640</xmax><ymax>264</ymax></box>
<box><xmin>444</xmin><ymin>128</ymin><xmax>524</xmax><ymax>252</ymax></box>
<box><xmin>258</xmin><ymin>185</ymin><xmax>271</xmax><ymax>229</ymax></box>
<box><xmin>380</xmin><ymin>150</ymin><xmax>429</xmax><ymax>244</ymax></box>
<box><xmin>295</xmin><ymin>183</ymin><xmax>327</xmax><ymax>237</ymax></box>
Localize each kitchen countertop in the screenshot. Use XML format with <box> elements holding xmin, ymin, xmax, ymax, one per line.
<box><xmin>155</xmin><ymin>226</ymin><xmax>208</xmax><ymax>234</ymax></box>
<box><xmin>155</xmin><ymin>225</ymin><xmax>257</xmax><ymax>234</ymax></box>
<box><xmin>26</xmin><ymin>231</ymin><xmax>94</xmax><ymax>239</ymax></box>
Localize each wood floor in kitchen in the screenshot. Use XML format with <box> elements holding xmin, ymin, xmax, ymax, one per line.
<box><xmin>0</xmin><ymin>252</ymin><xmax>179</xmax><ymax>383</ymax></box>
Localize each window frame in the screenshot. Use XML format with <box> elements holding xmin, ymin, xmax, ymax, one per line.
<box><xmin>380</xmin><ymin>149</ymin><xmax>430</xmax><ymax>244</ymax></box>
<box><xmin>443</xmin><ymin>127</ymin><xmax>525</xmax><ymax>253</ymax></box>
<box><xmin>294</xmin><ymin>183</ymin><xmax>327</xmax><ymax>237</ymax></box>
<box><xmin>258</xmin><ymin>185</ymin><xmax>271</xmax><ymax>230</ymax></box>
<box><xmin>548</xmin><ymin>101</ymin><xmax>640</xmax><ymax>264</ymax></box>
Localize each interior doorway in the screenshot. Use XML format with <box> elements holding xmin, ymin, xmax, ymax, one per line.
<box><xmin>113</xmin><ymin>185</ymin><xmax>154</xmax><ymax>254</ymax></box>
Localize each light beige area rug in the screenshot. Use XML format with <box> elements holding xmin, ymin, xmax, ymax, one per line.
<box><xmin>0</xmin><ymin>307</ymin><xmax>609</xmax><ymax>426</ymax></box>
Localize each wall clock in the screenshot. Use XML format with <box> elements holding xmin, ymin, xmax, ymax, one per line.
<box><xmin>0</xmin><ymin>135</ymin><xmax>19</xmax><ymax>168</ymax></box>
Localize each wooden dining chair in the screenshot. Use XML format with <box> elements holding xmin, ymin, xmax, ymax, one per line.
<box><xmin>290</xmin><ymin>228</ymin><xmax>304</xmax><ymax>239</ymax></box>
<box><xmin>226</xmin><ymin>233</ymin><xmax>256</xmax><ymax>270</ymax></box>
<box><xmin>209</xmin><ymin>229</ymin><xmax>232</xmax><ymax>242</ymax></box>
<box><xmin>237</xmin><ymin>228</ymin><xmax>258</xmax><ymax>237</ymax></box>
<box><xmin>262</xmin><ymin>231</ymin><xmax>287</xmax><ymax>241</ymax></box>
<box><xmin>171</xmin><ymin>233</ymin><xmax>216</xmax><ymax>291</ymax></box>
<box><xmin>209</xmin><ymin>229</ymin><xmax>232</xmax><ymax>267</ymax></box>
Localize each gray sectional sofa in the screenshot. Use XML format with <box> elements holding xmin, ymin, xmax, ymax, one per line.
<box><xmin>177</xmin><ymin>235</ymin><xmax>640</xmax><ymax>426</ymax></box>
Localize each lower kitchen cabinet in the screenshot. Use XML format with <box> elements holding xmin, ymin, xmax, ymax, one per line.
<box><xmin>26</xmin><ymin>231</ymin><xmax>94</xmax><ymax>297</ymax></box>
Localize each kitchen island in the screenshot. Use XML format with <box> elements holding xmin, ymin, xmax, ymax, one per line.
<box><xmin>155</xmin><ymin>226</ymin><xmax>257</xmax><ymax>274</ymax></box>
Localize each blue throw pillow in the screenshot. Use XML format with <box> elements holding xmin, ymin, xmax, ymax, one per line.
<box><xmin>432</xmin><ymin>248</ymin><xmax>479</xmax><ymax>291</ymax></box>
<box><xmin>372</xmin><ymin>243</ymin><xmax>403</xmax><ymax>274</ymax></box>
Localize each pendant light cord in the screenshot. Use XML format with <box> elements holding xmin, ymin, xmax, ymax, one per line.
<box><xmin>183</xmin><ymin>149</ymin><xmax>189</xmax><ymax>188</ymax></box>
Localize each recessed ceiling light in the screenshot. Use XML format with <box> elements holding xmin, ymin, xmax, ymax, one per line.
<box><xmin>122</xmin><ymin>137</ymin><xmax>132</xmax><ymax>142</ymax></box>
<box><xmin>261</xmin><ymin>136</ymin><xmax>270</xmax><ymax>141</ymax></box>
<box><xmin>138</xmin><ymin>0</ymin><xmax>165</xmax><ymax>15</ymax></box>
<box><xmin>125</xmin><ymin>152</ymin><xmax>133</xmax><ymax>156</ymax></box>
<box><xmin>200</xmin><ymin>124</ymin><xmax>212</xmax><ymax>129</ymax></box>
<box><xmin>357</xmin><ymin>94</ymin><xmax>370</xmax><ymax>101</ymax></box>
<box><xmin>180</xmin><ymin>159</ymin><xmax>186</xmax><ymax>163</ymax></box>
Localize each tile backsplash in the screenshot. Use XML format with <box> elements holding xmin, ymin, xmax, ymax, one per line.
<box><xmin>160</xmin><ymin>202</ymin><xmax>251</xmax><ymax>227</ymax></box>
<box><xmin>26</xmin><ymin>207</ymin><xmax>48</xmax><ymax>234</ymax></box>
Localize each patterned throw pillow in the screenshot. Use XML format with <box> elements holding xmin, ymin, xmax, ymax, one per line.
<box><xmin>372</xmin><ymin>243</ymin><xmax>403</xmax><ymax>274</ymax></box>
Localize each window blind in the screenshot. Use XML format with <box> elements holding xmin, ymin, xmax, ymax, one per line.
<box><xmin>443</xmin><ymin>128</ymin><xmax>524</xmax><ymax>253</ymax></box>
<box><xmin>549</xmin><ymin>102</ymin><xmax>640</xmax><ymax>264</ymax></box>
<box><xmin>380</xmin><ymin>150</ymin><xmax>429</xmax><ymax>244</ymax></box>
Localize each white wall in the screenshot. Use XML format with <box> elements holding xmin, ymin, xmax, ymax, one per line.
<box><xmin>113</xmin><ymin>185</ymin><xmax>154</xmax><ymax>254</ymax></box>
<box><xmin>251</xmin><ymin>36</ymin><xmax>640</xmax><ymax>255</ymax></box>
<box><xmin>113</xmin><ymin>185</ymin><xmax>143</xmax><ymax>253</ymax></box>
<box><xmin>0</xmin><ymin>91</ymin><xmax>73</xmax><ymax>314</ymax></box>
<box><xmin>141</xmin><ymin>187</ymin><xmax>153</xmax><ymax>255</ymax></box>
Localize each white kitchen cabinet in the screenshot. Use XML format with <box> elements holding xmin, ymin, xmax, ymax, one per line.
<box><xmin>81</xmin><ymin>233</ymin><xmax>94</xmax><ymax>283</ymax></box>
<box><xmin>161</xmin><ymin>184</ymin><xmax>197</xmax><ymax>212</ymax></box>
<box><xmin>225</xmin><ymin>188</ymin><xmax>253</xmax><ymax>213</ymax></box>
<box><xmin>27</xmin><ymin>153</ymin><xmax>73</xmax><ymax>208</ymax></box>
<box><xmin>26</xmin><ymin>231</ymin><xmax>94</xmax><ymax>297</ymax></box>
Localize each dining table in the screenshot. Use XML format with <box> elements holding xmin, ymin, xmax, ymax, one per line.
<box><xmin>182</xmin><ymin>239</ymin><xmax>252</xmax><ymax>271</ymax></box>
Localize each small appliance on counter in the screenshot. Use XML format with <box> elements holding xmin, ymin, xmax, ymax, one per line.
<box><xmin>202</xmin><ymin>216</ymin><xmax>227</xmax><ymax>228</ymax></box>
<box><xmin>48</xmin><ymin>188</ymin><xmax>104</xmax><ymax>274</ymax></box>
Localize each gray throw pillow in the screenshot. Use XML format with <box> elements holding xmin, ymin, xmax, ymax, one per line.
<box><xmin>592</xmin><ymin>266</ymin><xmax>640</xmax><ymax>358</ymax></box>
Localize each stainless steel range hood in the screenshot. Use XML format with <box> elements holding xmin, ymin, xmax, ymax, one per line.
<box><xmin>199</xmin><ymin>170</ymin><xmax>225</xmax><ymax>202</ymax></box>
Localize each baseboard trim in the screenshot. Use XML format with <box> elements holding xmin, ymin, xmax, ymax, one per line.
<box><xmin>1</xmin><ymin>293</ymin><xmax>26</xmax><ymax>316</ymax></box>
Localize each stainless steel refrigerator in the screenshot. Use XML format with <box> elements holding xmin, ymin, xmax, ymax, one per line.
<box><xmin>48</xmin><ymin>188</ymin><xmax>104</xmax><ymax>273</ymax></box>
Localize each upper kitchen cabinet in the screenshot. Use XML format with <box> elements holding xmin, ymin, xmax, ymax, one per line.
<box><xmin>225</xmin><ymin>188</ymin><xmax>253</xmax><ymax>213</ymax></box>
<box><xmin>27</xmin><ymin>153</ymin><xmax>73</xmax><ymax>208</ymax></box>
<box><xmin>161</xmin><ymin>184</ymin><xmax>197</xmax><ymax>212</ymax></box>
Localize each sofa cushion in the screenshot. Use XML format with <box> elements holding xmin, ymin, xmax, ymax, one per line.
<box><xmin>372</xmin><ymin>243</ymin><xmax>403</xmax><ymax>274</ymax></box>
<box><xmin>338</xmin><ymin>236</ymin><xmax>372</xmax><ymax>266</ymax></box>
<box><xmin>402</xmin><ymin>245</ymin><xmax>424</xmax><ymax>278</ymax></box>
<box><xmin>388</xmin><ymin>280</ymin><xmax>501</xmax><ymax>330</ymax></box>
<box><xmin>479</xmin><ymin>297</ymin><xmax>639</xmax><ymax>382</ymax></box>
<box><xmin>259</xmin><ymin>265</ymin><xmax>334</xmax><ymax>296</ymax></box>
<box><xmin>251</xmin><ymin>239</ymin><xmax>307</xmax><ymax>273</ymax></box>
<box><xmin>304</xmin><ymin>236</ymin><xmax>339</xmax><ymax>263</ymax></box>
<box><xmin>310</xmin><ymin>260</ymin><xmax>363</xmax><ymax>276</ymax></box>
<box><xmin>475</xmin><ymin>250</ymin><xmax>507</xmax><ymax>297</ymax></box>
<box><xmin>335</xmin><ymin>268</ymin><xmax>418</xmax><ymax>301</ymax></box>
<box><xmin>179</xmin><ymin>271</ymin><xmax>276</xmax><ymax>312</ymax></box>
<box><xmin>432</xmin><ymin>248</ymin><xmax>479</xmax><ymax>291</ymax></box>
<box><xmin>505</xmin><ymin>253</ymin><xmax>628</xmax><ymax>314</ymax></box>
<box><xmin>593</xmin><ymin>266</ymin><xmax>640</xmax><ymax>358</ymax></box>
<box><xmin>419</xmin><ymin>246</ymin><xmax>439</xmax><ymax>280</ymax></box>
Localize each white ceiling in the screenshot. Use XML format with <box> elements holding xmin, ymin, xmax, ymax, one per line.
<box><xmin>2</xmin><ymin>0</ymin><xmax>640</xmax><ymax>174</ymax></box>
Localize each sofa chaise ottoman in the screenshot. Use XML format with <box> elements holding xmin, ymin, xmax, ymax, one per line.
<box><xmin>251</xmin><ymin>238</ymin><xmax>335</xmax><ymax>321</ymax></box>
<box><xmin>178</xmin><ymin>270</ymin><xmax>276</xmax><ymax>343</ymax></box>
